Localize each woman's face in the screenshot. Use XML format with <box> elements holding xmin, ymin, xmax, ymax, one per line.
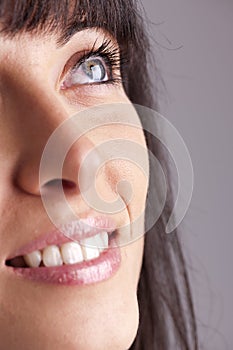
<box><xmin>0</xmin><ymin>26</ymin><xmax>149</xmax><ymax>350</ymax></box>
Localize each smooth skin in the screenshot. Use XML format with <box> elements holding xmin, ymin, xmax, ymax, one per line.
<box><xmin>0</xmin><ymin>28</ymin><xmax>149</xmax><ymax>350</ymax></box>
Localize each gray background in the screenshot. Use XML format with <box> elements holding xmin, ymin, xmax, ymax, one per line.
<box><xmin>143</xmin><ymin>0</ymin><xmax>233</xmax><ymax>349</ymax></box>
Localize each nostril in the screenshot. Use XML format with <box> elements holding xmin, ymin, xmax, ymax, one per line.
<box><xmin>43</xmin><ymin>179</ymin><xmax>76</xmax><ymax>191</ymax></box>
<box><xmin>40</xmin><ymin>179</ymin><xmax>77</xmax><ymax>196</ymax></box>
<box><xmin>62</xmin><ymin>179</ymin><xmax>76</xmax><ymax>190</ymax></box>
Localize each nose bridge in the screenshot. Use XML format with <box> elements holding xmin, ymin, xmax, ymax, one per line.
<box><xmin>7</xmin><ymin>74</ymin><xmax>96</xmax><ymax>195</ymax></box>
<box><xmin>7</xmin><ymin>71</ymin><xmax>67</xmax><ymax>144</ymax></box>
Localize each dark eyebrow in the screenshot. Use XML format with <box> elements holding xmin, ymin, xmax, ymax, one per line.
<box><xmin>55</xmin><ymin>25</ymin><xmax>94</xmax><ymax>47</ymax></box>
<box><xmin>0</xmin><ymin>21</ymin><xmax>105</xmax><ymax>48</ymax></box>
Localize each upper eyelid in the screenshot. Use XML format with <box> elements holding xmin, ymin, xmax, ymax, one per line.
<box><xmin>71</xmin><ymin>44</ymin><xmax>99</xmax><ymax>70</ymax></box>
<box><xmin>72</xmin><ymin>52</ymin><xmax>107</xmax><ymax>72</ymax></box>
<box><xmin>78</xmin><ymin>39</ymin><xmax>119</xmax><ymax>62</ymax></box>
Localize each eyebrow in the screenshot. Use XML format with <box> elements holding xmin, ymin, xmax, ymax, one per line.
<box><xmin>56</xmin><ymin>25</ymin><xmax>97</xmax><ymax>47</ymax></box>
<box><xmin>0</xmin><ymin>23</ymin><xmax>108</xmax><ymax>49</ymax></box>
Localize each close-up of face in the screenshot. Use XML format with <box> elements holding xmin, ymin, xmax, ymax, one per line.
<box><xmin>0</xmin><ymin>1</ymin><xmax>203</xmax><ymax>350</ymax></box>
<box><xmin>0</xmin><ymin>6</ymin><xmax>149</xmax><ymax>350</ymax></box>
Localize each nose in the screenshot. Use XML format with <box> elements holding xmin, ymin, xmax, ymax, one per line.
<box><xmin>12</xmin><ymin>84</ymin><xmax>101</xmax><ymax>196</ymax></box>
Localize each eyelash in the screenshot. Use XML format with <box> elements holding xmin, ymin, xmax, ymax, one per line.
<box><xmin>65</xmin><ymin>39</ymin><xmax>126</xmax><ymax>88</ymax></box>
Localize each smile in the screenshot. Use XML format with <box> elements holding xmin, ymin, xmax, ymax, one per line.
<box><xmin>5</xmin><ymin>217</ymin><xmax>121</xmax><ymax>286</ymax></box>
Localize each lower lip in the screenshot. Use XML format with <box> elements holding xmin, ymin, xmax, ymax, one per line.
<box><xmin>9</xmin><ymin>239</ymin><xmax>121</xmax><ymax>286</ymax></box>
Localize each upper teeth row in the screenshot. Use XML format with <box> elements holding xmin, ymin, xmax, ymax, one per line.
<box><xmin>23</xmin><ymin>231</ymin><xmax>109</xmax><ymax>268</ymax></box>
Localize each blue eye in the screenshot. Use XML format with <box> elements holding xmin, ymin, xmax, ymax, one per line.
<box><xmin>61</xmin><ymin>39</ymin><xmax>124</xmax><ymax>91</ymax></box>
<box><xmin>64</xmin><ymin>57</ymin><xmax>108</xmax><ymax>88</ymax></box>
<box><xmin>82</xmin><ymin>58</ymin><xmax>107</xmax><ymax>82</ymax></box>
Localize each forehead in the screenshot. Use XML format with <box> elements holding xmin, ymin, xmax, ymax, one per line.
<box><xmin>0</xmin><ymin>0</ymin><xmax>134</xmax><ymax>46</ymax></box>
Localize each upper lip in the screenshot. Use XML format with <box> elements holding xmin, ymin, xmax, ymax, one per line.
<box><xmin>7</xmin><ymin>216</ymin><xmax>117</xmax><ymax>260</ymax></box>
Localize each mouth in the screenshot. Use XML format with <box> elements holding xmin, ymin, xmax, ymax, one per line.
<box><xmin>5</xmin><ymin>217</ymin><xmax>121</xmax><ymax>286</ymax></box>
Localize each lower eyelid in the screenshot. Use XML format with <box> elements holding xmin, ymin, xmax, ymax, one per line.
<box><xmin>60</xmin><ymin>84</ymin><xmax>123</xmax><ymax>107</ymax></box>
<box><xmin>61</xmin><ymin>79</ymin><xmax>123</xmax><ymax>99</ymax></box>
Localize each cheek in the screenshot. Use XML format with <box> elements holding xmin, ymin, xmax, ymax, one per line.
<box><xmin>86</xmin><ymin>122</ymin><xmax>149</xmax><ymax>233</ymax></box>
<box><xmin>93</xmin><ymin>157</ymin><xmax>148</xmax><ymax>244</ymax></box>
<box><xmin>95</xmin><ymin>158</ymin><xmax>148</xmax><ymax>206</ymax></box>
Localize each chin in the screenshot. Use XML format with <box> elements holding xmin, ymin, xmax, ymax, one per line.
<box><xmin>0</xmin><ymin>280</ymin><xmax>140</xmax><ymax>350</ymax></box>
<box><xmin>38</xmin><ymin>293</ymin><xmax>140</xmax><ymax>350</ymax></box>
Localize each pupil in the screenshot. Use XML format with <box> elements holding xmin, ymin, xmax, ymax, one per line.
<box><xmin>83</xmin><ymin>59</ymin><xmax>105</xmax><ymax>81</ymax></box>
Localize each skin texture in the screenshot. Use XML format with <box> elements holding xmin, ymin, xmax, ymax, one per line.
<box><xmin>0</xmin><ymin>28</ymin><xmax>149</xmax><ymax>349</ymax></box>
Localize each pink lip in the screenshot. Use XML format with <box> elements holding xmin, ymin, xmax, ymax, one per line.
<box><xmin>11</xmin><ymin>238</ymin><xmax>121</xmax><ymax>286</ymax></box>
<box><xmin>7</xmin><ymin>216</ymin><xmax>117</xmax><ymax>259</ymax></box>
<box><xmin>6</xmin><ymin>216</ymin><xmax>121</xmax><ymax>286</ymax></box>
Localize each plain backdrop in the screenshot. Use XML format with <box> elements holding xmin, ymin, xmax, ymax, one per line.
<box><xmin>142</xmin><ymin>1</ymin><xmax>233</xmax><ymax>349</ymax></box>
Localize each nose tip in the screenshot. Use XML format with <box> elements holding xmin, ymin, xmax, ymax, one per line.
<box><xmin>38</xmin><ymin>131</ymin><xmax>105</xmax><ymax>228</ymax></box>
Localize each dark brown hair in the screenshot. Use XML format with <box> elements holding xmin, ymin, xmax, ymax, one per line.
<box><xmin>0</xmin><ymin>1</ymin><xmax>198</xmax><ymax>349</ymax></box>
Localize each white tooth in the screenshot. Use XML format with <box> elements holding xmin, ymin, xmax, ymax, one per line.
<box><xmin>94</xmin><ymin>231</ymin><xmax>109</xmax><ymax>252</ymax></box>
<box><xmin>23</xmin><ymin>250</ymin><xmax>42</xmax><ymax>267</ymax></box>
<box><xmin>100</xmin><ymin>231</ymin><xmax>109</xmax><ymax>250</ymax></box>
<box><xmin>42</xmin><ymin>245</ymin><xmax>63</xmax><ymax>267</ymax></box>
<box><xmin>92</xmin><ymin>233</ymin><xmax>103</xmax><ymax>252</ymax></box>
<box><xmin>81</xmin><ymin>236</ymin><xmax>100</xmax><ymax>261</ymax></box>
<box><xmin>60</xmin><ymin>242</ymin><xmax>83</xmax><ymax>265</ymax></box>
